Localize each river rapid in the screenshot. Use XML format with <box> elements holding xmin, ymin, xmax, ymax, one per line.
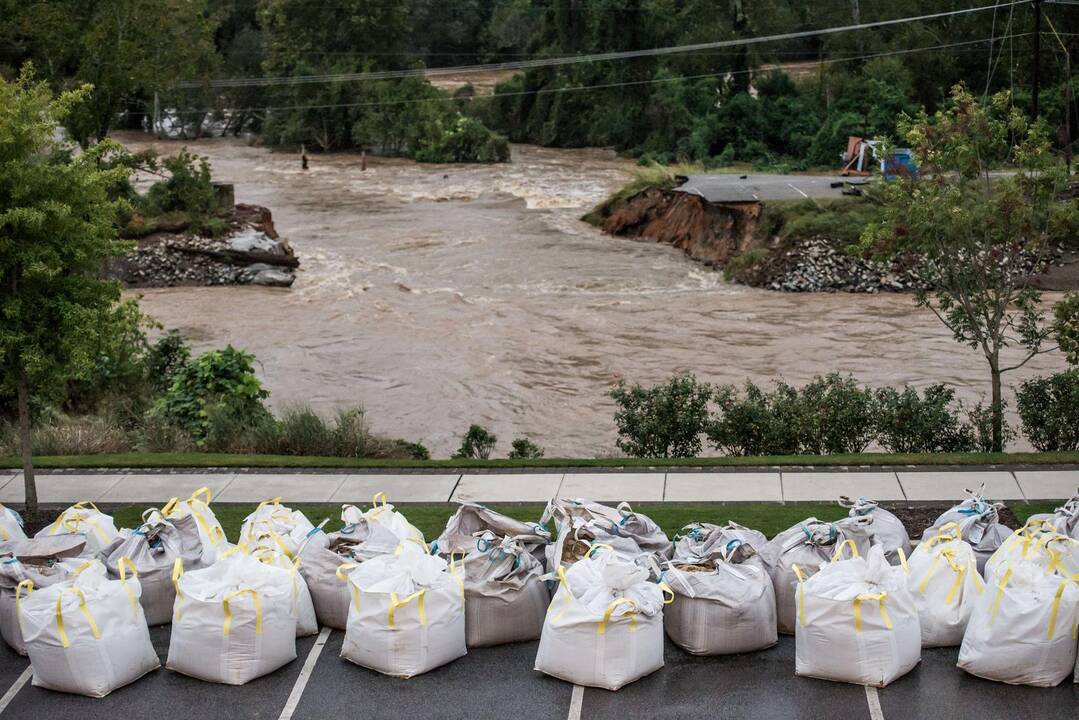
<box><xmin>119</xmin><ymin>134</ymin><xmax>1068</xmax><ymax>456</ymax></box>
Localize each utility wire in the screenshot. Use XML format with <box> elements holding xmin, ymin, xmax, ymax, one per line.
<box><xmin>180</xmin><ymin>2</ymin><xmax>1024</xmax><ymax>89</ymax></box>
<box><xmin>151</xmin><ymin>34</ymin><xmax>1030</xmax><ymax>117</ymax></box>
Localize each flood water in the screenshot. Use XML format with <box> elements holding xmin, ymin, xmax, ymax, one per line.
<box><xmin>120</xmin><ymin>133</ymin><xmax>1068</xmax><ymax>456</ymax></box>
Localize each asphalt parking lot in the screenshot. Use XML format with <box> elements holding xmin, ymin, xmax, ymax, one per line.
<box><xmin>2</xmin><ymin>628</ymin><xmax>1076</xmax><ymax>720</ymax></box>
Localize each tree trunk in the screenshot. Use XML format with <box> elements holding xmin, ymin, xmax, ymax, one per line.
<box><xmin>16</xmin><ymin>369</ymin><xmax>37</xmax><ymax>517</ymax></box>
<box><xmin>989</xmin><ymin>357</ymin><xmax>1003</xmax><ymax>453</ymax></box>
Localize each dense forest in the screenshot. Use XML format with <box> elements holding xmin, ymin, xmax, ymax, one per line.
<box><xmin>1</xmin><ymin>0</ymin><xmax>1076</xmax><ymax>167</ymax></box>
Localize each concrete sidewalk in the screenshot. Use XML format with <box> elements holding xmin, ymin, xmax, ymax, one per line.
<box><xmin>0</xmin><ymin>467</ymin><xmax>1075</xmax><ymax>504</ymax></box>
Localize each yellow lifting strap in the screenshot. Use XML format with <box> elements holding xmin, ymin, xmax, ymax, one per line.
<box><xmin>831</xmin><ymin>539</ymin><xmax>860</xmax><ymax>562</ymax></box>
<box><xmin>387</xmin><ymin>590</ymin><xmax>426</xmax><ymax>629</ymax></box>
<box><xmin>448</xmin><ymin>553</ymin><xmax>465</xmax><ymax>597</ymax></box>
<box><xmin>896</xmin><ymin>547</ymin><xmax>909</xmax><ymax>574</ymax></box>
<box><xmin>172</xmin><ymin>558</ymin><xmax>185</xmax><ymax>621</ymax></box>
<box><xmin>792</xmin><ymin>563</ymin><xmax>808</xmax><ymax>627</ymax></box>
<box><xmin>368</xmin><ymin>492</ymin><xmax>389</xmax><ymax>517</ymax></box>
<box><xmin>989</xmin><ymin>565</ymin><xmax>1013</xmax><ymax>625</ymax></box>
<box><xmin>222</xmin><ymin>588</ymin><xmax>262</xmax><ymax>637</ymax></box>
<box><xmin>15</xmin><ymin>580</ymin><xmax>33</xmax><ymax>633</ymax></box>
<box><xmin>1046</xmin><ymin>573</ymin><xmax>1079</xmax><ymax>641</ymax></box>
<box><xmin>116</xmin><ymin>556</ymin><xmax>141</xmax><ymax>615</ymax></box>
<box><xmin>852</xmin><ymin>592</ymin><xmax>892</xmax><ymax>633</ymax></box>
<box><xmin>55</xmin><ymin>587</ymin><xmax>101</xmax><ymax>649</ymax></box>
<box><xmin>598</xmin><ymin>598</ymin><xmax>637</xmax><ymax>635</ymax></box>
<box><xmin>553</xmin><ymin>565</ymin><xmax>572</xmax><ymax>621</ymax></box>
<box><xmin>658</xmin><ymin>582</ymin><xmax>675</xmax><ymax>605</ymax></box>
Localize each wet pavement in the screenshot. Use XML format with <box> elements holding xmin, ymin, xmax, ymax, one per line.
<box><xmin>2</xmin><ymin>630</ymin><xmax>1075</xmax><ymax>719</ymax></box>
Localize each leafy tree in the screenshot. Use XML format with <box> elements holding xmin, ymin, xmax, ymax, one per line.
<box><xmin>610</xmin><ymin>374</ymin><xmax>712</xmax><ymax>458</ymax></box>
<box><xmin>863</xmin><ymin>86</ymin><xmax>1078</xmax><ymax>451</ymax></box>
<box><xmin>0</xmin><ymin>69</ymin><xmax>133</xmax><ymax>515</ymax></box>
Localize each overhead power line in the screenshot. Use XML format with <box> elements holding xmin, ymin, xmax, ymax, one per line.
<box><xmin>179</xmin><ymin>2</ymin><xmax>1024</xmax><ymax>89</ymax></box>
<box><xmin>149</xmin><ymin>34</ymin><xmax>1030</xmax><ymax>117</ymax></box>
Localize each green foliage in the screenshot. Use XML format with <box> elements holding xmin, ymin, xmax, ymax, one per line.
<box><xmin>509</xmin><ymin>437</ymin><xmax>544</xmax><ymax>459</ymax></box>
<box><xmin>862</xmin><ymin>85</ymin><xmax>1076</xmax><ymax>451</ymax></box>
<box><xmin>722</xmin><ymin>248</ymin><xmax>770</xmax><ymax>281</ymax></box>
<box><xmin>797</xmin><ymin>374</ymin><xmax>879</xmax><ymax>454</ymax></box>
<box><xmin>1016</xmin><ymin>371</ymin><xmax>1079</xmax><ymax>452</ymax></box>
<box><xmin>708</xmin><ymin>381</ymin><xmax>802</xmax><ymax>457</ymax></box>
<box><xmin>967</xmin><ymin>402</ymin><xmax>1014</xmax><ymax>454</ymax></box>
<box><xmin>139</xmin><ymin>149</ymin><xmax>218</xmax><ymax>219</ymax></box>
<box><xmin>874</xmin><ymin>385</ymin><xmax>975</xmax><ymax>454</ymax></box>
<box><xmin>393</xmin><ymin>440</ymin><xmax>431</xmax><ymax>460</ymax></box>
<box><xmin>0</xmin><ymin>69</ymin><xmax>132</xmax><ymax>418</ymax></box>
<box><xmin>707</xmin><ymin>375</ymin><xmax>876</xmax><ymax>456</ymax></box>
<box><xmin>1055</xmin><ymin>293</ymin><xmax>1079</xmax><ymax>366</ymax></box>
<box><xmin>147</xmin><ymin>331</ymin><xmax>192</xmax><ymax>394</ymax></box>
<box><xmin>151</xmin><ymin>346</ymin><xmax>271</xmax><ymax>445</ymax></box>
<box><xmin>609</xmin><ymin>374</ymin><xmax>713</xmax><ymax>458</ymax></box>
<box><xmin>453</xmin><ymin>424</ymin><xmax>497</xmax><ymax>459</ymax></box>
<box><xmin>414</xmin><ymin>116</ymin><xmax>510</xmax><ymax>164</ymax></box>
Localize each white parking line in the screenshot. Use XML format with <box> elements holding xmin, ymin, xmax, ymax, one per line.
<box><xmin>567</xmin><ymin>684</ymin><xmax>584</xmax><ymax>720</ymax></box>
<box><xmin>278</xmin><ymin>627</ymin><xmax>331</xmax><ymax>720</ymax></box>
<box><xmin>864</xmin><ymin>685</ymin><xmax>885</xmax><ymax>720</ymax></box>
<box><xmin>0</xmin><ymin>667</ymin><xmax>32</xmax><ymax>715</ymax></box>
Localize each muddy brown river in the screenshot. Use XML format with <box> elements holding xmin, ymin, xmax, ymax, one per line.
<box><xmin>120</xmin><ymin>134</ymin><xmax>1068</xmax><ymax>456</ymax></box>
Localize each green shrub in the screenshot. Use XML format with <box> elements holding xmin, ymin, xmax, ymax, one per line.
<box><xmin>874</xmin><ymin>385</ymin><xmax>975</xmax><ymax>453</ymax></box>
<box><xmin>610</xmin><ymin>374</ymin><xmax>712</xmax><ymax>458</ymax></box>
<box><xmin>707</xmin><ymin>381</ymin><xmax>803</xmax><ymax>456</ymax></box>
<box><xmin>29</xmin><ymin>414</ymin><xmax>132</xmax><ymax>455</ymax></box>
<box><xmin>509</xmin><ymin>437</ymin><xmax>544</xmax><ymax>459</ymax></box>
<box><xmin>722</xmin><ymin>248</ymin><xmax>770</xmax><ymax>281</ymax></box>
<box><xmin>393</xmin><ymin>440</ymin><xmax>431</xmax><ymax>460</ymax></box>
<box><xmin>1055</xmin><ymin>293</ymin><xmax>1079</xmax><ymax>366</ymax></box>
<box><xmin>453</xmin><ymin>424</ymin><xmax>497</xmax><ymax>459</ymax></box>
<box><xmin>150</xmin><ymin>346</ymin><xmax>271</xmax><ymax>445</ymax></box>
<box><xmin>1016</xmin><ymin>370</ymin><xmax>1079</xmax><ymax>451</ymax></box>
<box><xmin>139</xmin><ymin>149</ymin><xmax>217</xmax><ymax>219</ymax></box>
<box><xmin>798</xmin><ymin>374</ymin><xmax>879</xmax><ymax>454</ymax></box>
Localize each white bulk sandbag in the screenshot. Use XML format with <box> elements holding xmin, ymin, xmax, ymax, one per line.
<box><xmin>542</xmin><ymin>498</ymin><xmax>672</xmax><ymax>570</ymax></box>
<box><xmin>0</xmin><ymin>503</ymin><xmax>27</xmax><ymax>543</ymax></box>
<box><xmin>103</xmin><ymin>511</ymin><xmax>204</xmax><ymax>626</ymax></box>
<box><xmin>433</xmin><ymin>502</ymin><xmax>550</xmax><ymax>567</ymax></box>
<box><xmin>841</xmin><ymin>496</ymin><xmax>912</xmax><ymax>566</ymax></box>
<box><xmin>247</xmin><ymin>543</ymin><xmax>318</xmax><ymax>637</ymax></box>
<box><xmin>239</xmin><ymin>498</ymin><xmax>314</xmax><ymax>554</ymax></box>
<box><xmin>35</xmin><ymin>502</ymin><xmax>120</xmax><ymax>556</ymax></box>
<box><xmin>672</xmin><ymin>521</ymin><xmax>767</xmax><ymax>563</ymax></box>
<box><xmin>19</xmin><ymin>559</ymin><xmax>159</xmax><ymax>697</ymax></box>
<box><xmin>759</xmin><ymin>516</ymin><xmax>874</xmax><ymax>635</ymax></box>
<box><xmin>167</xmin><ymin>553</ymin><xmax>297</xmax><ymax>684</ymax></box>
<box><xmin>297</xmin><ymin>519</ymin><xmax>401</xmax><ymax>630</ymax></box>
<box><xmin>983</xmin><ymin>522</ymin><xmax>1079</xmax><ymax>586</ymax></box>
<box><xmin>341</xmin><ymin>543</ymin><xmax>465</xmax><ymax>677</ymax></box>
<box><xmin>958</xmin><ymin>561</ymin><xmax>1079</xmax><ymax>687</ymax></box>
<box><xmin>161</xmin><ymin>487</ymin><xmax>227</xmax><ymax>564</ymax></box>
<box><xmin>906</xmin><ymin>531</ymin><xmax>983</xmax><ymax>647</ymax></box>
<box><xmin>342</xmin><ymin>493</ymin><xmax>425</xmax><ymax>545</ymax></box>
<box><xmin>663</xmin><ymin>550</ymin><xmax>777</xmax><ymax>655</ymax></box>
<box><xmin>462</xmin><ymin>532</ymin><xmax>550</xmax><ymax>647</ymax></box>
<box><xmin>534</xmin><ymin>546</ymin><xmax>667</xmax><ymax>690</ymax></box>
<box><xmin>795</xmin><ymin>545</ymin><xmax>921</xmax><ymax>687</ymax></box>
<box><xmin>920</xmin><ymin>490</ymin><xmax>1012</xmax><ymax>573</ymax></box>
<box><xmin>0</xmin><ymin>536</ymin><xmax>87</xmax><ymax>655</ymax></box>
<box><xmin>1027</xmin><ymin>491</ymin><xmax>1079</xmax><ymax>540</ymax></box>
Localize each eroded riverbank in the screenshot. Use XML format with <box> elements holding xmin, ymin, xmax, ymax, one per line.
<box><xmin>117</xmin><ymin>133</ymin><xmax>1070</xmax><ymax>456</ymax></box>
